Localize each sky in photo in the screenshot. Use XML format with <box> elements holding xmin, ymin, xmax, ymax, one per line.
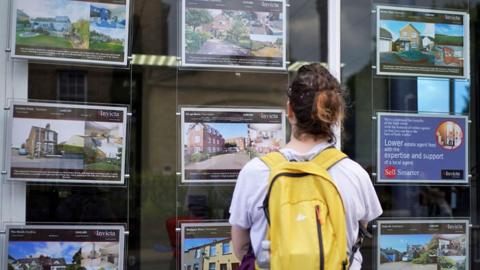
<box><xmin>91</xmin><ymin>25</ymin><xmax>125</xmax><ymax>40</ymax></box>
<box><xmin>436</xmin><ymin>23</ymin><xmax>464</xmax><ymax>37</ymax></box>
<box><xmin>184</xmin><ymin>123</ymin><xmax>248</xmax><ymax>141</ymax></box>
<box><xmin>9</xmin><ymin>241</ymin><xmax>81</xmax><ymax>263</ymax></box>
<box><xmin>380</xmin><ymin>234</ymin><xmax>433</xmax><ymax>252</ymax></box>
<box><xmin>381</xmin><ymin>20</ymin><xmax>464</xmax><ymax>41</ymax></box>
<box><xmin>184</xmin><ymin>237</ymin><xmax>228</xmax><ymax>251</ymax></box>
<box><xmin>12</xmin><ymin>118</ymin><xmax>85</xmax><ymax>148</ymax></box>
<box><xmin>90</xmin><ymin>3</ymin><xmax>125</xmax><ymax>19</ymax></box>
<box><xmin>17</xmin><ymin>0</ymin><xmax>89</xmax><ymax>22</ymax></box>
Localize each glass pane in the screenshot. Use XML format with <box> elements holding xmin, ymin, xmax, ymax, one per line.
<box><xmin>417</xmin><ymin>77</ymin><xmax>449</xmax><ymax>113</ymax></box>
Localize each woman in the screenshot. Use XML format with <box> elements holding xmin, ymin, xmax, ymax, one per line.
<box><xmin>229</xmin><ymin>63</ymin><xmax>382</xmax><ymax>269</ymax></box>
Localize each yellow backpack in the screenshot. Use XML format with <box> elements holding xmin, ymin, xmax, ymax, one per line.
<box><xmin>260</xmin><ymin>148</ymin><xmax>350</xmax><ymax>270</ymax></box>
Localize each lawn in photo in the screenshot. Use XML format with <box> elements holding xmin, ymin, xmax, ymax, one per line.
<box><xmin>8</xmin><ymin>241</ymin><xmax>120</xmax><ymax>270</ymax></box>
<box><xmin>15</xmin><ymin>0</ymin><xmax>90</xmax><ymax>50</ymax></box>
<box><xmin>89</xmin><ymin>3</ymin><xmax>126</xmax><ymax>52</ymax></box>
<box><xmin>185</xmin><ymin>8</ymin><xmax>283</xmax><ymax>57</ymax></box>
<box><xmin>84</xmin><ymin>121</ymin><xmax>124</xmax><ymax>171</ymax></box>
<box><xmin>183</xmin><ymin>122</ymin><xmax>283</xmax><ymax>171</ymax></box>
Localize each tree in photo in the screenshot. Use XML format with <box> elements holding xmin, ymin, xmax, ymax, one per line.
<box><xmin>226</xmin><ymin>20</ymin><xmax>250</xmax><ymax>49</ymax></box>
<box><xmin>186</xmin><ymin>9</ymin><xmax>213</xmax><ymax>32</ymax></box>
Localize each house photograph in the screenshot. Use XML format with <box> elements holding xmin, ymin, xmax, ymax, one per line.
<box><xmin>185</xmin><ymin>7</ymin><xmax>284</xmax><ymax>58</ymax></box>
<box><xmin>379</xmin><ymin>234</ymin><xmax>438</xmax><ymax>270</ymax></box>
<box><xmin>8</xmin><ymin>241</ymin><xmax>81</xmax><ymax>270</ymax></box>
<box><xmin>183</xmin><ymin>122</ymin><xmax>248</xmax><ymax>171</ymax></box>
<box><xmin>183</xmin><ymin>122</ymin><xmax>283</xmax><ymax>172</ymax></box>
<box><xmin>183</xmin><ymin>237</ymin><xmax>239</xmax><ymax>270</ymax></box>
<box><xmin>11</xmin><ymin>118</ymin><xmax>86</xmax><ymax>170</ymax></box>
<box><xmin>15</xmin><ymin>0</ymin><xmax>90</xmax><ymax>50</ymax></box>
<box><xmin>379</xmin><ymin>19</ymin><xmax>464</xmax><ymax>69</ymax></box>
<box><xmin>8</xmin><ymin>241</ymin><xmax>120</xmax><ymax>270</ymax></box>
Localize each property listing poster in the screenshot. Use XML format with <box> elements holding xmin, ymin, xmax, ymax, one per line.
<box><xmin>377</xmin><ymin>6</ymin><xmax>469</xmax><ymax>78</ymax></box>
<box><xmin>377</xmin><ymin>113</ymin><xmax>468</xmax><ymax>184</ymax></box>
<box><xmin>378</xmin><ymin>220</ymin><xmax>469</xmax><ymax>270</ymax></box>
<box><xmin>181</xmin><ymin>107</ymin><xmax>286</xmax><ymax>183</ymax></box>
<box><xmin>181</xmin><ymin>222</ymin><xmax>240</xmax><ymax>270</ymax></box>
<box><xmin>7</xmin><ymin>102</ymin><xmax>127</xmax><ymax>184</ymax></box>
<box><xmin>181</xmin><ymin>0</ymin><xmax>287</xmax><ymax>70</ymax></box>
<box><xmin>6</xmin><ymin>225</ymin><xmax>125</xmax><ymax>270</ymax></box>
<box><xmin>12</xmin><ymin>0</ymin><xmax>130</xmax><ymax>65</ymax></box>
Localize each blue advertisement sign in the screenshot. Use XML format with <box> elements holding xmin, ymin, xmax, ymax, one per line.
<box><xmin>377</xmin><ymin>113</ymin><xmax>468</xmax><ymax>184</ymax></box>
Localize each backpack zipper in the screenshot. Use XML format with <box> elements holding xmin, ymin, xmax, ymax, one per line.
<box><xmin>262</xmin><ymin>172</ymin><xmax>309</xmax><ymax>225</ymax></box>
<box><xmin>315</xmin><ymin>205</ymin><xmax>325</xmax><ymax>270</ymax></box>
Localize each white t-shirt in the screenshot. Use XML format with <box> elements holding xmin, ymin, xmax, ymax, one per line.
<box><xmin>229</xmin><ymin>142</ymin><xmax>383</xmax><ymax>269</ymax></box>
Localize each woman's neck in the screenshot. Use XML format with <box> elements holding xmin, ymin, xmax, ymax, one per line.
<box><xmin>285</xmin><ymin>134</ymin><xmax>327</xmax><ymax>154</ymax></box>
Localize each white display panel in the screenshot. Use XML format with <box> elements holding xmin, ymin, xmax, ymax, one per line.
<box><xmin>181</xmin><ymin>0</ymin><xmax>287</xmax><ymax>70</ymax></box>
<box><xmin>6</xmin><ymin>101</ymin><xmax>128</xmax><ymax>184</ymax></box>
<box><xmin>11</xmin><ymin>0</ymin><xmax>130</xmax><ymax>65</ymax></box>
<box><xmin>377</xmin><ymin>220</ymin><xmax>469</xmax><ymax>270</ymax></box>
<box><xmin>6</xmin><ymin>225</ymin><xmax>125</xmax><ymax>270</ymax></box>
<box><xmin>376</xmin><ymin>5</ymin><xmax>469</xmax><ymax>78</ymax></box>
<box><xmin>377</xmin><ymin>112</ymin><xmax>469</xmax><ymax>184</ymax></box>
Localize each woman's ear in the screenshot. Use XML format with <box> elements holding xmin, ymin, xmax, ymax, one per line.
<box><xmin>287</xmin><ymin>101</ymin><xmax>296</xmax><ymax>124</ymax></box>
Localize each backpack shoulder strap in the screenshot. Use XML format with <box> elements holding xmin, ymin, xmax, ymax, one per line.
<box><xmin>311</xmin><ymin>147</ymin><xmax>348</xmax><ymax>170</ymax></box>
<box><xmin>260</xmin><ymin>151</ymin><xmax>287</xmax><ymax>170</ymax></box>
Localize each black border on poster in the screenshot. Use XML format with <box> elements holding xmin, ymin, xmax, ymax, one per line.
<box><xmin>376</xmin><ymin>219</ymin><xmax>470</xmax><ymax>270</ymax></box>
<box><xmin>180</xmin><ymin>106</ymin><xmax>286</xmax><ymax>184</ymax></box>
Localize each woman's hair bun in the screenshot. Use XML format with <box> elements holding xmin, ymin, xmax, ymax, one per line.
<box><xmin>289</xmin><ymin>63</ymin><xmax>345</xmax><ymax>142</ymax></box>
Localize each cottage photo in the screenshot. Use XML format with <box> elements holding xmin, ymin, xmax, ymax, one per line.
<box><xmin>15</xmin><ymin>0</ymin><xmax>91</xmax><ymax>50</ymax></box>
<box><xmin>8</xmin><ymin>241</ymin><xmax>121</xmax><ymax>270</ymax></box>
<box><xmin>377</xmin><ymin>6</ymin><xmax>468</xmax><ymax>77</ymax></box>
<box><xmin>182</xmin><ymin>224</ymin><xmax>240</xmax><ymax>270</ymax></box>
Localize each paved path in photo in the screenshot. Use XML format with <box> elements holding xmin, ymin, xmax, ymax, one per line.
<box><xmin>197</xmin><ymin>39</ymin><xmax>249</xmax><ymax>56</ymax></box>
<box><xmin>11</xmin><ymin>151</ymin><xmax>84</xmax><ymax>169</ymax></box>
<box><xmin>186</xmin><ymin>152</ymin><xmax>250</xmax><ymax>170</ymax></box>
<box><xmin>379</xmin><ymin>262</ymin><xmax>436</xmax><ymax>270</ymax></box>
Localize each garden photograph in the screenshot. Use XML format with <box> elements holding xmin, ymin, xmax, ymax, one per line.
<box><xmin>185</xmin><ymin>8</ymin><xmax>283</xmax><ymax>58</ymax></box>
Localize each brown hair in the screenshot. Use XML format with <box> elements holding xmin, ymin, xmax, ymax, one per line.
<box><xmin>288</xmin><ymin>63</ymin><xmax>345</xmax><ymax>143</ymax></box>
